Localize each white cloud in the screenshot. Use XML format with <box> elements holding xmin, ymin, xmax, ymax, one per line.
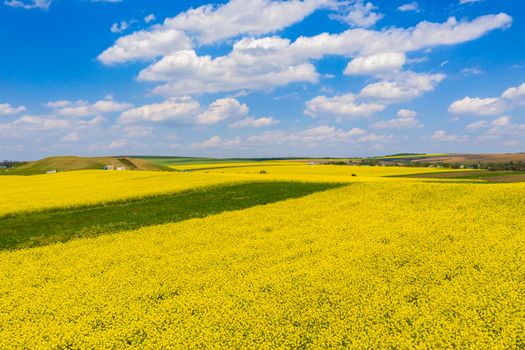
<box><xmin>305</xmin><ymin>93</ymin><xmax>385</xmax><ymax>119</ymax></box>
<box><xmin>4</xmin><ymin>0</ymin><xmax>120</xmax><ymax>10</ymax></box>
<box><xmin>196</xmin><ymin>98</ymin><xmax>248</xmax><ymax>125</ymax></box>
<box><xmin>450</xmin><ymin>82</ymin><xmax>525</xmax><ymax>117</ymax></box>
<box><xmin>373</xmin><ymin>109</ymin><xmax>423</xmax><ymax>129</ymax></box>
<box><xmin>192</xmin><ymin>135</ymin><xmax>242</xmax><ymax>149</ymax></box>
<box><xmin>398</xmin><ymin>2</ymin><xmax>419</xmax><ymax>12</ymax></box>
<box><xmin>359</xmin><ymin>72</ymin><xmax>445</xmax><ymax>101</ymax></box>
<box><xmin>99</xmin><ymin>0</ymin><xmax>334</xmax><ymax>64</ymax></box>
<box><xmin>111</xmin><ymin>20</ymin><xmax>133</xmax><ymax>34</ymax></box>
<box><xmin>101</xmin><ymin>12</ymin><xmax>511</xmax><ymax>95</ymax></box>
<box><xmin>46</xmin><ymin>100</ymin><xmax>71</xmax><ymax>108</ymax></box>
<box><xmin>461</xmin><ymin>67</ymin><xmax>483</xmax><ymax>76</ymax></box>
<box><xmin>118</xmin><ymin>97</ymin><xmax>261</xmax><ymax>127</ymax></box>
<box><xmin>144</xmin><ymin>14</ymin><xmax>156</xmax><ymax>23</ymax></box>
<box><xmin>501</xmin><ymin>82</ymin><xmax>525</xmax><ymax>103</ymax></box>
<box><xmin>448</xmin><ymin>97</ymin><xmax>508</xmax><ymax>116</ymax></box>
<box><xmin>472</xmin><ymin>117</ymin><xmax>525</xmax><ymax>141</ymax></box>
<box><xmin>246</xmin><ymin>125</ymin><xmax>393</xmax><ymax>146</ymax></box>
<box><xmin>431</xmin><ymin>130</ymin><xmax>468</xmax><ymax>142</ymax></box>
<box><xmin>118</xmin><ymin>97</ymin><xmax>200</xmax><ymax>124</ymax></box>
<box><xmin>330</xmin><ymin>0</ymin><xmax>383</xmax><ymax>28</ymax></box>
<box><xmin>491</xmin><ymin>115</ymin><xmax>510</xmax><ymax>127</ymax></box>
<box><xmin>98</xmin><ymin>28</ymin><xmax>192</xmax><ymax>65</ymax></box>
<box><xmin>459</xmin><ymin>0</ymin><xmax>482</xmax><ymax>4</ymax></box>
<box><xmin>466</xmin><ymin>120</ymin><xmax>489</xmax><ymax>130</ymax></box>
<box><xmin>165</xmin><ymin>0</ymin><xmax>335</xmax><ymax>44</ymax></box>
<box><xmin>344</xmin><ymin>52</ymin><xmax>406</xmax><ymax>75</ymax></box>
<box><xmin>122</xmin><ymin>125</ymin><xmax>153</xmax><ymax>138</ymax></box>
<box><xmin>397</xmin><ymin>109</ymin><xmax>417</xmax><ymax>118</ymax></box>
<box><xmin>291</xmin><ymin>13</ymin><xmax>511</xmax><ymax>57</ymax></box>
<box><xmin>0</xmin><ymin>113</ymin><xmax>106</xmax><ymax>139</ymax></box>
<box><xmin>229</xmin><ymin>116</ymin><xmax>279</xmax><ymax>128</ymax></box>
<box><xmin>48</xmin><ymin>98</ymin><xmax>133</xmax><ymax>117</ymax></box>
<box><xmin>0</xmin><ymin>103</ymin><xmax>26</xmax><ymax>116</ymax></box>
<box><xmin>59</xmin><ymin>132</ymin><xmax>80</xmax><ymax>142</ymax></box>
<box><xmin>88</xmin><ymin>138</ymin><xmax>128</xmax><ymax>152</ymax></box>
<box><xmin>7</xmin><ymin>115</ymin><xmax>70</xmax><ymax>130</ymax></box>
<box><xmin>4</xmin><ymin>0</ymin><xmax>51</xmax><ymax>10</ymax></box>
<box><xmin>138</xmin><ymin>43</ymin><xmax>319</xmax><ymax>95</ymax></box>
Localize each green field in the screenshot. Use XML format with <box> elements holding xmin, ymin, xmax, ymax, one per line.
<box><xmin>0</xmin><ymin>181</ymin><xmax>341</xmax><ymax>251</ymax></box>
<box><xmin>1</xmin><ymin>156</ymin><xmax>174</xmax><ymax>175</ymax></box>
<box><xmin>395</xmin><ymin>170</ymin><xmax>525</xmax><ymax>183</ymax></box>
<box><xmin>128</xmin><ymin>156</ymin><xmax>255</xmax><ymax>166</ymax></box>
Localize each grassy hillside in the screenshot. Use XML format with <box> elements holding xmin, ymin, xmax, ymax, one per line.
<box><xmin>1</xmin><ymin>156</ymin><xmax>173</xmax><ymax>175</ymax></box>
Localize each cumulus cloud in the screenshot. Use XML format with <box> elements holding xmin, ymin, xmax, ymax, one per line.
<box><xmin>5</xmin><ymin>0</ymin><xmax>121</xmax><ymax>10</ymax></box>
<box><xmin>111</xmin><ymin>20</ymin><xmax>134</xmax><ymax>34</ymax></box>
<box><xmin>0</xmin><ymin>103</ymin><xmax>26</xmax><ymax>116</ymax></box>
<box><xmin>59</xmin><ymin>132</ymin><xmax>80</xmax><ymax>142</ymax></box>
<box><xmin>144</xmin><ymin>14</ymin><xmax>156</xmax><ymax>23</ymax></box>
<box><xmin>118</xmin><ymin>97</ymin><xmax>263</xmax><ymax>127</ymax></box>
<box><xmin>0</xmin><ymin>114</ymin><xmax>104</xmax><ymax>138</ymax></box>
<box><xmin>99</xmin><ymin>0</ymin><xmax>334</xmax><ymax>65</ymax></box>
<box><xmin>165</xmin><ymin>0</ymin><xmax>335</xmax><ymax>44</ymax></box>
<box><xmin>344</xmin><ymin>52</ymin><xmax>406</xmax><ymax>75</ymax></box>
<box><xmin>229</xmin><ymin>116</ymin><xmax>279</xmax><ymax>128</ymax></box>
<box><xmin>98</xmin><ymin>28</ymin><xmax>192</xmax><ymax>65</ymax></box>
<box><xmin>330</xmin><ymin>0</ymin><xmax>383</xmax><ymax>28</ymax></box>
<box><xmin>461</xmin><ymin>67</ymin><xmax>483</xmax><ymax>76</ymax></box>
<box><xmin>373</xmin><ymin>109</ymin><xmax>423</xmax><ymax>129</ymax></box>
<box><xmin>448</xmin><ymin>97</ymin><xmax>507</xmax><ymax>116</ymax></box>
<box><xmin>431</xmin><ymin>130</ymin><xmax>468</xmax><ymax>142</ymax></box>
<box><xmin>138</xmin><ymin>42</ymin><xmax>319</xmax><ymax>95</ymax></box>
<box><xmin>359</xmin><ymin>72</ymin><xmax>445</xmax><ymax>101</ymax></box>
<box><xmin>501</xmin><ymin>82</ymin><xmax>525</xmax><ymax>103</ymax></box>
<box><xmin>246</xmin><ymin>125</ymin><xmax>393</xmax><ymax>146</ymax></box>
<box><xmin>465</xmin><ymin>120</ymin><xmax>489</xmax><ymax>130</ymax></box>
<box><xmin>304</xmin><ymin>93</ymin><xmax>385</xmax><ymax>119</ymax></box>
<box><xmin>398</xmin><ymin>2</ymin><xmax>419</xmax><ymax>12</ymax></box>
<box><xmin>100</xmin><ymin>10</ymin><xmax>511</xmax><ymax>95</ymax></box>
<box><xmin>47</xmin><ymin>97</ymin><xmax>133</xmax><ymax>117</ymax></box>
<box><xmin>88</xmin><ymin>138</ymin><xmax>128</xmax><ymax>152</ymax></box>
<box><xmin>196</xmin><ymin>98</ymin><xmax>248</xmax><ymax>125</ymax></box>
<box><xmin>468</xmin><ymin>116</ymin><xmax>525</xmax><ymax>142</ymax></box>
<box><xmin>449</xmin><ymin>82</ymin><xmax>525</xmax><ymax>116</ymax></box>
<box><xmin>117</xmin><ymin>97</ymin><xmax>200</xmax><ymax>124</ymax></box>
<box><xmin>192</xmin><ymin>135</ymin><xmax>242</xmax><ymax>149</ymax></box>
<box><xmin>4</xmin><ymin>0</ymin><xmax>51</xmax><ymax>10</ymax></box>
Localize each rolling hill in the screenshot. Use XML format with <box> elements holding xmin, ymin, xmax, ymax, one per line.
<box><xmin>1</xmin><ymin>156</ymin><xmax>174</xmax><ymax>175</ymax></box>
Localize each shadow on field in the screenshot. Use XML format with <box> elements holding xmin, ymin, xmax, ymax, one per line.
<box><xmin>0</xmin><ymin>182</ymin><xmax>344</xmax><ymax>251</ymax></box>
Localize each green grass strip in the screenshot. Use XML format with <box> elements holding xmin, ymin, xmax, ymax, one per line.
<box><xmin>0</xmin><ymin>181</ymin><xmax>344</xmax><ymax>251</ymax></box>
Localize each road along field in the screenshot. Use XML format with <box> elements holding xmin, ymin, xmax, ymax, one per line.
<box><xmin>173</xmin><ymin>162</ymin><xmax>476</xmax><ymax>180</ymax></box>
<box><xmin>0</xmin><ymin>164</ymin><xmax>523</xmax><ymax>348</ymax></box>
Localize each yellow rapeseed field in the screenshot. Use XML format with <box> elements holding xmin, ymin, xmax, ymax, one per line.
<box><xmin>0</xmin><ymin>181</ymin><xmax>523</xmax><ymax>348</ymax></box>
<box><xmin>0</xmin><ymin>165</ymin><xmax>473</xmax><ymax>216</ymax></box>
<box><xmin>0</xmin><ymin>170</ymin><xmax>246</xmax><ymax>216</ymax></box>
<box><xmin>177</xmin><ymin>162</ymin><xmax>475</xmax><ymax>177</ymax></box>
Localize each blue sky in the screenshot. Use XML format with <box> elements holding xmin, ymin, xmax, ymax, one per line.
<box><xmin>1</xmin><ymin>0</ymin><xmax>524</xmax><ymax>160</ymax></box>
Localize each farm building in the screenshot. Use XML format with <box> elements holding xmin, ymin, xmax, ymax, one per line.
<box><xmin>116</xmin><ymin>167</ymin><xmax>126</xmax><ymax>171</ymax></box>
<box><xmin>103</xmin><ymin>165</ymin><xmax>115</xmax><ymax>170</ymax></box>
